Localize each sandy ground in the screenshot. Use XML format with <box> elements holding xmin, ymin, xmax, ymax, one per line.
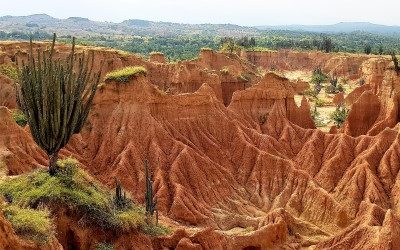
<box><xmin>287</xmin><ymin>70</ymin><xmax>359</xmax><ymax>132</ymax></box>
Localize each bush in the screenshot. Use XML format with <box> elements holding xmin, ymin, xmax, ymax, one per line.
<box><xmin>0</xmin><ymin>158</ymin><xmax>169</xmax><ymax>235</ymax></box>
<box><xmin>330</xmin><ymin>106</ymin><xmax>349</xmax><ymax>127</ymax></box>
<box><xmin>340</xmin><ymin>77</ymin><xmax>349</xmax><ymax>85</ymax></box>
<box><xmin>220</xmin><ymin>67</ymin><xmax>230</xmax><ymax>75</ymax></box>
<box><xmin>325</xmin><ymin>84</ymin><xmax>344</xmax><ymax>94</ymax></box>
<box><xmin>141</xmin><ymin>223</ymin><xmax>172</xmax><ymax>236</ymax></box>
<box><xmin>11</xmin><ymin>109</ymin><xmax>28</xmax><ymax>127</ymax></box>
<box><xmin>303</xmin><ymin>88</ymin><xmax>318</xmax><ymax>97</ymax></box>
<box><xmin>104</xmin><ymin>66</ymin><xmax>147</xmax><ymax>83</ymax></box>
<box><xmin>320</xmin><ymin>36</ymin><xmax>333</xmax><ymax>53</ymax></box>
<box><xmin>337</xmin><ymin>84</ymin><xmax>344</xmax><ymax>92</ymax></box>
<box><xmin>311</xmin><ymin>107</ymin><xmax>326</xmax><ymax>127</ymax></box>
<box><xmin>2</xmin><ymin>204</ymin><xmax>54</xmax><ymax>242</ymax></box>
<box><xmin>311</xmin><ymin>68</ymin><xmax>327</xmax><ymax>85</ymax></box>
<box><xmin>364</xmin><ymin>44</ymin><xmax>372</xmax><ymax>55</ymax></box>
<box><xmin>95</xmin><ymin>243</ymin><xmax>114</xmax><ymax>250</ymax></box>
<box><xmin>0</xmin><ymin>64</ymin><xmax>19</xmax><ymax>81</ymax></box>
<box><xmin>237</xmin><ymin>72</ymin><xmax>251</xmax><ymax>82</ymax></box>
<box><xmin>149</xmin><ymin>51</ymin><xmax>164</xmax><ymax>56</ymax></box>
<box><xmin>258</xmin><ymin>114</ymin><xmax>267</xmax><ymax>125</ymax></box>
<box><xmin>200</xmin><ymin>47</ymin><xmax>213</xmax><ymax>52</ymax></box>
<box><xmin>315</xmin><ymin>99</ymin><xmax>326</xmax><ymax>107</ymax></box>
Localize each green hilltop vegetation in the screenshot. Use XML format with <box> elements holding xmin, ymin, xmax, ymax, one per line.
<box><xmin>0</xmin><ymin>158</ymin><xmax>170</xmax><ymax>242</ymax></box>
<box><xmin>0</xmin><ymin>35</ymin><xmax>169</xmax><ymax>244</ymax></box>
<box><xmin>1</xmin><ymin>30</ymin><xmax>400</xmax><ymax>61</ymax></box>
<box><xmin>104</xmin><ymin>66</ymin><xmax>147</xmax><ymax>83</ymax></box>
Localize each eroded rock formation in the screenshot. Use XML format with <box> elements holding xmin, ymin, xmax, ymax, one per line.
<box><xmin>1</xmin><ymin>43</ymin><xmax>400</xmax><ymax>249</ymax></box>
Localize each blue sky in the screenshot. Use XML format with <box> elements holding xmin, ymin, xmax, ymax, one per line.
<box><xmin>1</xmin><ymin>0</ymin><xmax>399</xmax><ymax>26</ymax></box>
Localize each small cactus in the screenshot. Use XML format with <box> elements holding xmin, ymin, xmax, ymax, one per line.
<box><xmin>114</xmin><ymin>178</ymin><xmax>130</xmax><ymax>209</ymax></box>
<box><xmin>144</xmin><ymin>160</ymin><xmax>158</xmax><ymax>225</ymax></box>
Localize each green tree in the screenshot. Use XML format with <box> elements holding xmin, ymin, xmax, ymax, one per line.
<box><xmin>331</xmin><ymin>105</ymin><xmax>349</xmax><ymax>127</ymax></box>
<box><xmin>320</xmin><ymin>36</ymin><xmax>333</xmax><ymax>53</ymax></box>
<box><xmin>364</xmin><ymin>44</ymin><xmax>372</xmax><ymax>55</ymax></box>
<box><xmin>220</xmin><ymin>37</ymin><xmax>236</xmax><ymax>54</ymax></box>
<box><xmin>378</xmin><ymin>45</ymin><xmax>384</xmax><ymax>55</ymax></box>
<box><xmin>249</xmin><ymin>37</ymin><xmax>256</xmax><ymax>48</ymax></box>
<box><xmin>16</xmin><ymin>34</ymin><xmax>102</xmax><ymax>175</ymax></box>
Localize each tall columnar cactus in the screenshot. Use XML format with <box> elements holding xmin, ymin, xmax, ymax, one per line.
<box><xmin>144</xmin><ymin>160</ymin><xmax>158</xmax><ymax>225</ymax></box>
<box><xmin>16</xmin><ymin>33</ymin><xmax>102</xmax><ymax>175</ymax></box>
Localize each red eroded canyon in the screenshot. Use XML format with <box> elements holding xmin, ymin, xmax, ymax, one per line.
<box><xmin>1</xmin><ymin>42</ymin><xmax>400</xmax><ymax>249</ymax></box>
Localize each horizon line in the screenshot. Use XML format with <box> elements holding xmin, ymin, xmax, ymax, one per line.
<box><xmin>1</xmin><ymin>13</ymin><xmax>400</xmax><ymax>28</ymax></box>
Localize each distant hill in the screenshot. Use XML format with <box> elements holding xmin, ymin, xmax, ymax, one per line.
<box><xmin>257</xmin><ymin>22</ymin><xmax>400</xmax><ymax>34</ymax></box>
<box><xmin>0</xmin><ymin>14</ymin><xmax>259</xmax><ymax>37</ymax></box>
<box><xmin>1</xmin><ymin>14</ymin><xmax>399</xmax><ymax>38</ymax></box>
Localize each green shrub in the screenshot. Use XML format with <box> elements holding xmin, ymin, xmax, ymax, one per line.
<box><xmin>105</xmin><ymin>66</ymin><xmax>147</xmax><ymax>83</ymax></box>
<box><xmin>200</xmin><ymin>47</ymin><xmax>213</xmax><ymax>52</ymax></box>
<box><xmin>337</xmin><ymin>84</ymin><xmax>344</xmax><ymax>92</ymax></box>
<box><xmin>237</xmin><ymin>72</ymin><xmax>251</xmax><ymax>82</ymax></box>
<box><xmin>315</xmin><ymin>99</ymin><xmax>326</xmax><ymax>107</ymax></box>
<box><xmin>0</xmin><ymin>159</ymin><xmax>140</xmax><ymax>230</ymax></box>
<box><xmin>364</xmin><ymin>44</ymin><xmax>372</xmax><ymax>55</ymax></box>
<box><xmin>311</xmin><ymin>68</ymin><xmax>327</xmax><ymax>85</ymax></box>
<box><xmin>95</xmin><ymin>243</ymin><xmax>114</xmax><ymax>250</ymax></box>
<box><xmin>311</xmin><ymin>107</ymin><xmax>327</xmax><ymax>127</ymax></box>
<box><xmin>340</xmin><ymin>77</ymin><xmax>349</xmax><ymax>85</ymax></box>
<box><xmin>258</xmin><ymin>114</ymin><xmax>267</xmax><ymax>125</ymax></box>
<box><xmin>303</xmin><ymin>88</ymin><xmax>317</xmax><ymax>97</ymax></box>
<box><xmin>0</xmin><ymin>158</ymin><xmax>171</xmax><ymax>238</ymax></box>
<box><xmin>141</xmin><ymin>223</ymin><xmax>172</xmax><ymax>236</ymax></box>
<box><xmin>0</xmin><ymin>64</ymin><xmax>19</xmax><ymax>81</ymax></box>
<box><xmin>330</xmin><ymin>106</ymin><xmax>349</xmax><ymax>127</ymax></box>
<box><xmin>149</xmin><ymin>51</ymin><xmax>164</xmax><ymax>55</ymax></box>
<box><xmin>11</xmin><ymin>109</ymin><xmax>28</xmax><ymax>127</ymax></box>
<box><xmin>2</xmin><ymin>204</ymin><xmax>54</xmax><ymax>242</ymax></box>
<box><xmin>220</xmin><ymin>67</ymin><xmax>230</xmax><ymax>75</ymax></box>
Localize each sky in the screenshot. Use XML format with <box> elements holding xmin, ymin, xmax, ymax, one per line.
<box><xmin>0</xmin><ymin>0</ymin><xmax>399</xmax><ymax>26</ymax></box>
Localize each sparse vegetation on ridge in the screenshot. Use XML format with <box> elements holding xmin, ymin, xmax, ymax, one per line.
<box><xmin>149</xmin><ymin>51</ymin><xmax>164</xmax><ymax>55</ymax></box>
<box><xmin>0</xmin><ymin>158</ymin><xmax>170</xmax><ymax>241</ymax></box>
<box><xmin>392</xmin><ymin>52</ymin><xmax>399</xmax><ymax>75</ymax></box>
<box><xmin>220</xmin><ymin>66</ymin><xmax>230</xmax><ymax>75</ymax></box>
<box><xmin>1</xmin><ymin>204</ymin><xmax>54</xmax><ymax>242</ymax></box>
<box><xmin>331</xmin><ymin>105</ymin><xmax>349</xmax><ymax>127</ymax></box>
<box><xmin>238</xmin><ymin>72</ymin><xmax>251</xmax><ymax>82</ymax></box>
<box><xmin>0</xmin><ymin>64</ymin><xmax>19</xmax><ymax>81</ymax></box>
<box><xmin>11</xmin><ymin>109</ymin><xmax>27</xmax><ymax>127</ymax></box>
<box><xmin>95</xmin><ymin>243</ymin><xmax>115</xmax><ymax>250</ymax></box>
<box><xmin>104</xmin><ymin>66</ymin><xmax>147</xmax><ymax>83</ymax></box>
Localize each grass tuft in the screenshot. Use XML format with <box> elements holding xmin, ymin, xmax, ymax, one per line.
<box><xmin>0</xmin><ymin>64</ymin><xmax>19</xmax><ymax>81</ymax></box>
<box><xmin>1</xmin><ymin>204</ymin><xmax>54</xmax><ymax>242</ymax></box>
<box><xmin>104</xmin><ymin>66</ymin><xmax>147</xmax><ymax>83</ymax></box>
<box><xmin>95</xmin><ymin>243</ymin><xmax>114</xmax><ymax>250</ymax></box>
<box><xmin>149</xmin><ymin>51</ymin><xmax>164</xmax><ymax>56</ymax></box>
<box><xmin>11</xmin><ymin>109</ymin><xmax>28</xmax><ymax>127</ymax></box>
<box><xmin>0</xmin><ymin>158</ymin><xmax>170</xmax><ymax>241</ymax></box>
